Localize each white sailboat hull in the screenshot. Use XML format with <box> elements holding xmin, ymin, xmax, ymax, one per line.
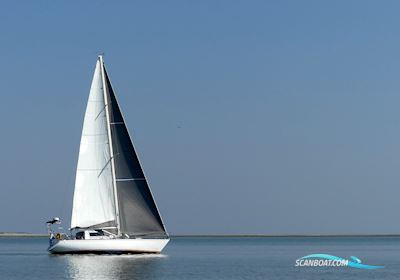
<box><xmin>48</xmin><ymin>238</ymin><xmax>169</xmax><ymax>254</ymax></box>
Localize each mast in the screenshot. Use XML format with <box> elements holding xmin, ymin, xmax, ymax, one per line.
<box><xmin>99</xmin><ymin>55</ymin><xmax>121</xmax><ymax>236</ymax></box>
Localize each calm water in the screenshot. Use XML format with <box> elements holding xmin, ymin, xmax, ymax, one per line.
<box><xmin>0</xmin><ymin>236</ymin><xmax>399</xmax><ymax>279</ymax></box>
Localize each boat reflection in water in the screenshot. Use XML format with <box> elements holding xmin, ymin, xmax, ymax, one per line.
<box><xmin>64</xmin><ymin>254</ymin><xmax>167</xmax><ymax>280</ymax></box>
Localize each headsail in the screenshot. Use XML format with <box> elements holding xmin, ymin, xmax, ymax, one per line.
<box><xmin>71</xmin><ymin>60</ymin><xmax>117</xmax><ymax>229</ymax></box>
<box><xmin>103</xmin><ymin>67</ymin><xmax>167</xmax><ymax>236</ymax></box>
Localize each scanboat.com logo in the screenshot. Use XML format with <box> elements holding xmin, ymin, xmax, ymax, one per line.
<box><xmin>295</xmin><ymin>254</ymin><xmax>384</xmax><ymax>269</ymax></box>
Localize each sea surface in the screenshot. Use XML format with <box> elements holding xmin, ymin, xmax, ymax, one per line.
<box><xmin>0</xmin><ymin>236</ymin><xmax>399</xmax><ymax>279</ymax></box>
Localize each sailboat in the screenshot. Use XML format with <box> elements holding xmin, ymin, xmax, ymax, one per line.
<box><xmin>47</xmin><ymin>56</ymin><xmax>169</xmax><ymax>254</ymax></box>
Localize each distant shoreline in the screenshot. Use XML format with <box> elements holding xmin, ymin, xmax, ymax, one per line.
<box><xmin>171</xmin><ymin>234</ymin><xmax>400</xmax><ymax>238</ymax></box>
<box><xmin>0</xmin><ymin>233</ymin><xmax>47</xmax><ymax>237</ymax></box>
<box><xmin>2</xmin><ymin>233</ymin><xmax>400</xmax><ymax>238</ymax></box>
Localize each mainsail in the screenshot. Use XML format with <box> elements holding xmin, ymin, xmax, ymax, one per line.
<box><xmin>71</xmin><ymin>56</ymin><xmax>167</xmax><ymax>236</ymax></box>
<box><xmin>71</xmin><ymin>60</ymin><xmax>116</xmax><ymax>229</ymax></box>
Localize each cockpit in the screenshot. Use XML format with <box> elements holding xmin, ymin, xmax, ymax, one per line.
<box><xmin>75</xmin><ymin>230</ymin><xmax>106</xmax><ymax>240</ymax></box>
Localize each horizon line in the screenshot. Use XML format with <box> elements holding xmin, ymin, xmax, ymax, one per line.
<box><xmin>3</xmin><ymin>232</ymin><xmax>400</xmax><ymax>238</ymax></box>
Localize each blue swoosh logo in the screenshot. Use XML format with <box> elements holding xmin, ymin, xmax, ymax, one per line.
<box><xmin>350</xmin><ymin>256</ymin><xmax>361</xmax><ymax>263</ymax></box>
<box><xmin>300</xmin><ymin>254</ymin><xmax>384</xmax><ymax>269</ymax></box>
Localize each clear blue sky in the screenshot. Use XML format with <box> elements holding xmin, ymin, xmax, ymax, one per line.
<box><xmin>1</xmin><ymin>1</ymin><xmax>400</xmax><ymax>234</ymax></box>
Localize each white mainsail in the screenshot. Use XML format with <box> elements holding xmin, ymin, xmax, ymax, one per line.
<box><xmin>71</xmin><ymin>60</ymin><xmax>116</xmax><ymax>229</ymax></box>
